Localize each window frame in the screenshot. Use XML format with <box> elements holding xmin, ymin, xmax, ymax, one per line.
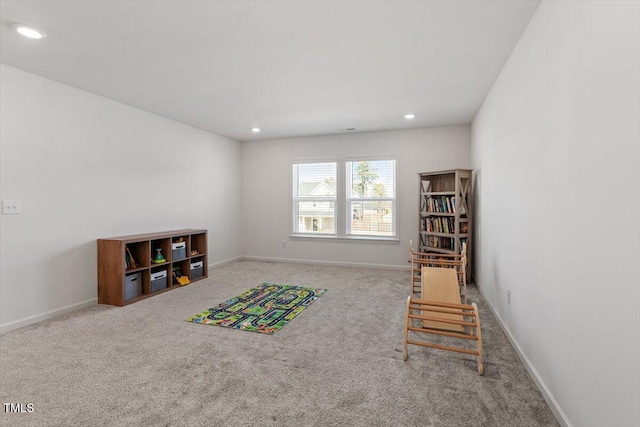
<box><xmin>291</xmin><ymin>156</ymin><xmax>398</xmax><ymax>242</ymax></box>
<box><xmin>291</xmin><ymin>160</ymin><xmax>338</xmax><ymax>236</ymax></box>
<box><xmin>345</xmin><ymin>157</ymin><xmax>397</xmax><ymax>238</ymax></box>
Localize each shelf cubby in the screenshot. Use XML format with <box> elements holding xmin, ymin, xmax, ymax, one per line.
<box><xmin>190</xmin><ymin>233</ymin><xmax>207</xmax><ymax>257</ymax></box>
<box><xmin>150</xmin><ymin>265</ymin><xmax>170</xmax><ymax>293</ymax></box>
<box><xmin>125</xmin><ymin>241</ymin><xmax>150</xmax><ymax>270</ymax></box>
<box><xmin>151</xmin><ymin>238</ymin><xmax>172</xmax><ymax>265</ymax></box>
<box><xmin>171</xmin><ymin>235</ymin><xmax>190</xmax><ymax>261</ymax></box>
<box><xmin>172</xmin><ymin>259</ymin><xmax>191</xmax><ymax>284</ymax></box>
<box><xmin>189</xmin><ymin>255</ymin><xmax>207</xmax><ymax>282</ymax></box>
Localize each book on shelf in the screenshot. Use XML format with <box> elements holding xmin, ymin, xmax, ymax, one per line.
<box><xmin>426</xmin><ymin>217</ymin><xmax>455</xmax><ymax>234</ymax></box>
<box><xmin>426</xmin><ymin>235</ymin><xmax>454</xmax><ymax>250</ymax></box>
<box><xmin>125</xmin><ymin>247</ymin><xmax>138</xmax><ymax>269</ymax></box>
<box><xmin>426</xmin><ymin>195</ymin><xmax>458</xmax><ymax>214</ymax></box>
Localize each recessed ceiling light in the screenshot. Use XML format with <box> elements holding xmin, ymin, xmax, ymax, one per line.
<box><xmin>404</xmin><ymin>114</ymin><xmax>416</xmax><ymax>119</ymax></box>
<box><xmin>12</xmin><ymin>24</ymin><xmax>46</xmax><ymax>39</ymax></box>
<box><xmin>251</xmin><ymin>128</ymin><xmax>261</xmax><ymax>133</ymax></box>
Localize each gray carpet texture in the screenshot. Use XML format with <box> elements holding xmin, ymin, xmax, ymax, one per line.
<box><xmin>0</xmin><ymin>260</ymin><xmax>557</xmax><ymax>426</ymax></box>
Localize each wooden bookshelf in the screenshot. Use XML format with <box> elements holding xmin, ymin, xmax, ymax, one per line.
<box><xmin>98</xmin><ymin>229</ymin><xmax>208</xmax><ymax>306</ymax></box>
<box><xmin>418</xmin><ymin>170</ymin><xmax>472</xmax><ymax>280</ymax></box>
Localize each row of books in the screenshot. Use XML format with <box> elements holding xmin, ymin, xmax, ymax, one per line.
<box><xmin>425</xmin><ymin>196</ymin><xmax>456</xmax><ymax>213</ymax></box>
<box><xmin>423</xmin><ymin>237</ymin><xmax>468</xmax><ymax>252</ymax></box>
<box><xmin>425</xmin><ymin>217</ymin><xmax>456</xmax><ymax>234</ymax></box>
<box><xmin>422</xmin><ymin>219</ymin><xmax>469</xmax><ymax>235</ymax></box>
<box><xmin>125</xmin><ymin>247</ymin><xmax>138</xmax><ymax>269</ymax></box>
<box><xmin>425</xmin><ymin>236</ymin><xmax>454</xmax><ymax>250</ymax></box>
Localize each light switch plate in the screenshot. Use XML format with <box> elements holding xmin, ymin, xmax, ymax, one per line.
<box><xmin>2</xmin><ymin>200</ymin><xmax>21</xmax><ymax>215</ymax></box>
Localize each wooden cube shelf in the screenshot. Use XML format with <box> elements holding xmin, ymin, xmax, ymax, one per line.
<box><xmin>98</xmin><ymin>229</ymin><xmax>208</xmax><ymax>306</ymax></box>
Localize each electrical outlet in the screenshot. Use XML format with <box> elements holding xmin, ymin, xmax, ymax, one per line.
<box><xmin>507</xmin><ymin>289</ymin><xmax>511</xmax><ymax>305</ymax></box>
<box><xmin>2</xmin><ymin>200</ymin><xmax>21</xmax><ymax>215</ymax></box>
<box><xmin>281</xmin><ymin>240</ymin><xmax>286</xmax><ymax>248</ymax></box>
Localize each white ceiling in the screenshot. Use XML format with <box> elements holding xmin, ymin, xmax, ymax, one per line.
<box><xmin>0</xmin><ymin>0</ymin><xmax>540</xmax><ymax>141</ymax></box>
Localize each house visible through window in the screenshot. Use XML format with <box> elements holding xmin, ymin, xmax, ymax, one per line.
<box><xmin>292</xmin><ymin>162</ymin><xmax>337</xmax><ymax>234</ymax></box>
<box><xmin>292</xmin><ymin>159</ymin><xmax>396</xmax><ymax>239</ymax></box>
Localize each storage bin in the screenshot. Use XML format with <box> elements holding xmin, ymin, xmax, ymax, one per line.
<box><xmin>150</xmin><ymin>270</ymin><xmax>168</xmax><ymax>292</ymax></box>
<box><xmin>125</xmin><ymin>272</ymin><xmax>142</xmax><ymax>300</ymax></box>
<box><xmin>190</xmin><ymin>260</ymin><xmax>204</xmax><ymax>280</ymax></box>
<box><xmin>172</xmin><ymin>241</ymin><xmax>187</xmax><ymax>260</ymax></box>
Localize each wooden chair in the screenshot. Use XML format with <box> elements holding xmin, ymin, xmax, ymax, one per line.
<box><xmin>410</xmin><ymin>240</ymin><xmax>468</xmax><ymax>303</ymax></box>
<box><xmin>402</xmin><ymin>296</ymin><xmax>484</xmax><ymax>375</ymax></box>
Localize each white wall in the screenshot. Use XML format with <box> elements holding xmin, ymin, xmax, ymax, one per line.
<box><xmin>0</xmin><ymin>64</ymin><xmax>243</xmax><ymax>331</ymax></box>
<box><xmin>471</xmin><ymin>2</ymin><xmax>639</xmax><ymax>426</ymax></box>
<box><xmin>241</xmin><ymin>126</ymin><xmax>470</xmax><ymax>267</ymax></box>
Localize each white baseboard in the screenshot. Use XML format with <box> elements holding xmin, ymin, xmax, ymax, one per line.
<box><xmin>477</xmin><ymin>286</ymin><xmax>572</xmax><ymax>427</ymax></box>
<box><xmin>0</xmin><ymin>298</ymin><xmax>98</xmax><ymax>335</ymax></box>
<box><xmin>207</xmin><ymin>256</ymin><xmax>243</xmax><ymax>270</ymax></box>
<box><xmin>241</xmin><ymin>255</ymin><xmax>411</xmax><ymax>271</ymax></box>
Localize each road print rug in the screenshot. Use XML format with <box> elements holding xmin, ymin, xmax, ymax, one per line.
<box><xmin>187</xmin><ymin>283</ymin><xmax>327</xmax><ymax>334</ymax></box>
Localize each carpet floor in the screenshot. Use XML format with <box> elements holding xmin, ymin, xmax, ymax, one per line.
<box><xmin>0</xmin><ymin>260</ymin><xmax>557</xmax><ymax>426</ymax></box>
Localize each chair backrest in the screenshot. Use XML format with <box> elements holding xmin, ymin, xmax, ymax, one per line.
<box><xmin>409</xmin><ymin>240</ymin><xmax>468</xmax><ymax>300</ymax></box>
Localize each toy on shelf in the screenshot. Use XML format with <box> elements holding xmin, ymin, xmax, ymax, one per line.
<box><xmin>191</xmin><ymin>249</ymin><xmax>199</xmax><ymax>256</ymax></box>
<box><xmin>152</xmin><ymin>248</ymin><xmax>166</xmax><ymax>264</ymax></box>
<box><xmin>172</xmin><ymin>266</ymin><xmax>190</xmax><ymax>286</ymax></box>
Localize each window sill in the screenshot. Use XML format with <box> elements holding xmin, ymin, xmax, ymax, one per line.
<box><xmin>290</xmin><ymin>234</ymin><xmax>400</xmax><ymax>244</ymax></box>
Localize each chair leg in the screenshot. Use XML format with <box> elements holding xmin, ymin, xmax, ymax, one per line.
<box><xmin>472</xmin><ymin>302</ymin><xmax>484</xmax><ymax>375</ymax></box>
<box><xmin>403</xmin><ymin>296</ymin><xmax>410</xmax><ymax>361</ymax></box>
<box><xmin>461</xmin><ymin>263</ymin><xmax>468</xmax><ymax>304</ymax></box>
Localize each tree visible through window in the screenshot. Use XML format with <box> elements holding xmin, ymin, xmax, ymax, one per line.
<box><xmin>346</xmin><ymin>159</ymin><xmax>396</xmax><ymax>237</ymax></box>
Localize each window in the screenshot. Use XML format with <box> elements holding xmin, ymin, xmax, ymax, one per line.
<box><xmin>292</xmin><ymin>162</ymin><xmax>337</xmax><ymax>234</ymax></box>
<box><xmin>346</xmin><ymin>159</ymin><xmax>396</xmax><ymax>237</ymax></box>
<box><xmin>292</xmin><ymin>158</ymin><xmax>397</xmax><ymax>239</ymax></box>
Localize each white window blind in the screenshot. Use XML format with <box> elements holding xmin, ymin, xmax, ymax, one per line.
<box><xmin>346</xmin><ymin>159</ymin><xmax>396</xmax><ymax>237</ymax></box>
<box><xmin>292</xmin><ymin>162</ymin><xmax>337</xmax><ymax>234</ymax></box>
